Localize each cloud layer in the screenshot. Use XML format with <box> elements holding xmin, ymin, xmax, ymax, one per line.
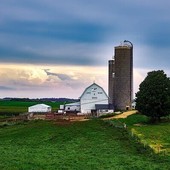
<box><xmin>0</xmin><ymin>64</ymin><xmax>108</xmax><ymax>98</ymax></box>
<box><xmin>1</xmin><ymin>1</ymin><xmax>170</xmax><ymax>68</ymax></box>
<box><xmin>0</xmin><ymin>1</ymin><xmax>170</xmax><ymax>98</ymax></box>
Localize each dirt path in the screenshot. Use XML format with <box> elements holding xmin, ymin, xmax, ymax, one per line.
<box><xmin>103</xmin><ymin>110</ymin><xmax>137</xmax><ymax>120</ymax></box>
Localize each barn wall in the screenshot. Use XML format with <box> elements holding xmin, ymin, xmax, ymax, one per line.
<box><xmin>28</xmin><ymin>105</ymin><xmax>51</xmax><ymax>113</ymax></box>
<box><xmin>65</xmin><ymin>105</ymin><xmax>80</xmax><ymax>112</ymax></box>
<box><xmin>80</xmin><ymin>83</ymin><xmax>108</xmax><ymax>113</ymax></box>
<box><xmin>81</xmin><ymin>99</ymin><xmax>108</xmax><ymax>113</ymax></box>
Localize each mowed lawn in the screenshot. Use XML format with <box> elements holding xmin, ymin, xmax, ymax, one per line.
<box><xmin>0</xmin><ymin>120</ymin><xmax>169</xmax><ymax>170</ymax></box>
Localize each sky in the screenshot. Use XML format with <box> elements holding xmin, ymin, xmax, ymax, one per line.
<box><xmin>0</xmin><ymin>0</ymin><xmax>170</xmax><ymax>98</ymax></box>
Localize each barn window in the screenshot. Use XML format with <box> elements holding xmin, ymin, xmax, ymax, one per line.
<box><xmin>112</xmin><ymin>73</ymin><xmax>115</xmax><ymax>78</ymax></box>
<box><xmin>91</xmin><ymin>87</ymin><xmax>97</xmax><ymax>92</ymax></box>
<box><xmin>98</xmin><ymin>92</ymin><xmax>103</xmax><ymax>94</ymax></box>
<box><xmin>92</xmin><ymin>97</ymin><xmax>97</xmax><ymax>99</ymax></box>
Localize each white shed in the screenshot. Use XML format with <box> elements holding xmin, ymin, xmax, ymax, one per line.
<box><xmin>80</xmin><ymin>83</ymin><xmax>109</xmax><ymax>114</ymax></box>
<box><xmin>28</xmin><ymin>104</ymin><xmax>51</xmax><ymax>113</ymax></box>
<box><xmin>65</xmin><ymin>102</ymin><xmax>80</xmax><ymax>112</ymax></box>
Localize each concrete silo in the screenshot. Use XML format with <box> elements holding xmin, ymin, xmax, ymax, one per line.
<box><xmin>108</xmin><ymin>40</ymin><xmax>133</xmax><ymax>110</ymax></box>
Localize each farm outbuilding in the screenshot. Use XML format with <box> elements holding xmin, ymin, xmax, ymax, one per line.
<box><xmin>28</xmin><ymin>104</ymin><xmax>51</xmax><ymax>113</ymax></box>
<box><xmin>65</xmin><ymin>102</ymin><xmax>80</xmax><ymax>113</ymax></box>
<box><xmin>80</xmin><ymin>83</ymin><xmax>109</xmax><ymax>114</ymax></box>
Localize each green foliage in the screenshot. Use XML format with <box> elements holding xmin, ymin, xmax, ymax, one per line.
<box><xmin>136</xmin><ymin>70</ymin><xmax>170</xmax><ymax>122</ymax></box>
<box><xmin>0</xmin><ymin>120</ymin><xmax>169</xmax><ymax>169</ymax></box>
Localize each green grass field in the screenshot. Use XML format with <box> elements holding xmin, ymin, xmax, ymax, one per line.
<box><xmin>0</xmin><ymin>119</ymin><xmax>169</xmax><ymax>170</ymax></box>
<box><xmin>0</xmin><ymin>100</ymin><xmax>64</xmax><ymax>115</ymax></box>
<box><xmin>110</xmin><ymin>114</ymin><xmax>170</xmax><ymax>156</ymax></box>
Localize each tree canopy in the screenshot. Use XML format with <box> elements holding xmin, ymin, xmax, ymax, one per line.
<box><xmin>136</xmin><ymin>70</ymin><xmax>170</xmax><ymax>122</ymax></box>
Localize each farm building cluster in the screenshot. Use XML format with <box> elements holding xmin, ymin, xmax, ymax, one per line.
<box><xmin>28</xmin><ymin>83</ymin><xmax>114</xmax><ymax>117</ymax></box>
<box><xmin>28</xmin><ymin>41</ymin><xmax>134</xmax><ymax>117</ymax></box>
<box><xmin>59</xmin><ymin>83</ymin><xmax>114</xmax><ymax>117</ymax></box>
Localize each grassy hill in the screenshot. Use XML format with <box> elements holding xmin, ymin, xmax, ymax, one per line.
<box><xmin>0</xmin><ymin>119</ymin><xmax>169</xmax><ymax>170</ymax></box>
<box><xmin>109</xmin><ymin>114</ymin><xmax>170</xmax><ymax>156</ymax></box>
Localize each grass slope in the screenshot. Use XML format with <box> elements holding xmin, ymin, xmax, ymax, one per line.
<box><xmin>110</xmin><ymin>114</ymin><xmax>170</xmax><ymax>156</ymax></box>
<box><xmin>0</xmin><ymin>120</ymin><xmax>169</xmax><ymax>170</ymax></box>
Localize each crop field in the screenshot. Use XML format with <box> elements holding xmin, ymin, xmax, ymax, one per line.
<box><xmin>0</xmin><ymin>100</ymin><xmax>64</xmax><ymax>115</ymax></box>
<box><xmin>110</xmin><ymin>114</ymin><xmax>170</xmax><ymax>156</ymax></box>
<box><xmin>0</xmin><ymin>119</ymin><xmax>169</xmax><ymax>170</ymax></box>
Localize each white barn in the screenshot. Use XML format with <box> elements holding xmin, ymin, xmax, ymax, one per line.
<box><xmin>28</xmin><ymin>104</ymin><xmax>51</xmax><ymax>113</ymax></box>
<box><xmin>80</xmin><ymin>83</ymin><xmax>109</xmax><ymax>114</ymax></box>
<box><xmin>60</xmin><ymin>83</ymin><xmax>114</xmax><ymax>116</ymax></box>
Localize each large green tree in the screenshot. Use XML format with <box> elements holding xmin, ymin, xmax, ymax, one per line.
<box><xmin>136</xmin><ymin>70</ymin><xmax>170</xmax><ymax>122</ymax></box>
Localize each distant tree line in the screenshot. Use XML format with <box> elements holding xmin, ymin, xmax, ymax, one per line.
<box><xmin>1</xmin><ymin>97</ymin><xmax>79</xmax><ymax>103</ymax></box>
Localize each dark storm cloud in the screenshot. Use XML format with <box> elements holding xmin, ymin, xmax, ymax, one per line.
<box><xmin>0</xmin><ymin>86</ymin><xmax>15</xmax><ymax>91</ymax></box>
<box><xmin>0</xmin><ymin>47</ymin><xmax>98</xmax><ymax>66</ymax></box>
<box><xmin>0</xmin><ymin>20</ymin><xmax>106</xmax><ymax>66</ymax></box>
<box><xmin>54</xmin><ymin>74</ymin><xmax>72</xmax><ymax>81</ymax></box>
<box><xmin>144</xmin><ymin>22</ymin><xmax>170</xmax><ymax>48</ymax></box>
<box><xmin>44</xmin><ymin>69</ymin><xmax>58</xmax><ymax>77</ymax></box>
<box><xmin>1</xmin><ymin>0</ymin><xmax>170</xmax><ymax>68</ymax></box>
<box><xmin>44</xmin><ymin>69</ymin><xmax>73</xmax><ymax>81</ymax></box>
<box><xmin>0</xmin><ymin>20</ymin><xmax>106</xmax><ymax>43</ymax></box>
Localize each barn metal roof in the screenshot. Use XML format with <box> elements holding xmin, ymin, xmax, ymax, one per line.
<box><xmin>29</xmin><ymin>104</ymin><xmax>51</xmax><ymax>108</ymax></box>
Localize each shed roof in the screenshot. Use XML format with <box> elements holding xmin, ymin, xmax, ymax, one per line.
<box><xmin>29</xmin><ymin>104</ymin><xmax>51</xmax><ymax>108</ymax></box>
<box><xmin>65</xmin><ymin>102</ymin><xmax>80</xmax><ymax>106</ymax></box>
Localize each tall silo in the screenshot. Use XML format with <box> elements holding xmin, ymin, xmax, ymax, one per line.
<box><xmin>108</xmin><ymin>60</ymin><xmax>115</xmax><ymax>104</ymax></box>
<box><xmin>108</xmin><ymin>40</ymin><xmax>133</xmax><ymax>110</ymax></box>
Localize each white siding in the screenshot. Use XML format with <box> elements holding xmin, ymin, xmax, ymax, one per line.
<box><xmin>28</xmin><ymin>104</ymin><xmax>51</xmax><ymax>113</ymax></box>
<box><xmin>80</xmin><ymin>83</ymin><xmax>108</xmax><ymax>114</ymax></box>
<box><xmin>65</xmin><ymin>102</ymin><xmax>80</xmax><ymax>112</ymax></box>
